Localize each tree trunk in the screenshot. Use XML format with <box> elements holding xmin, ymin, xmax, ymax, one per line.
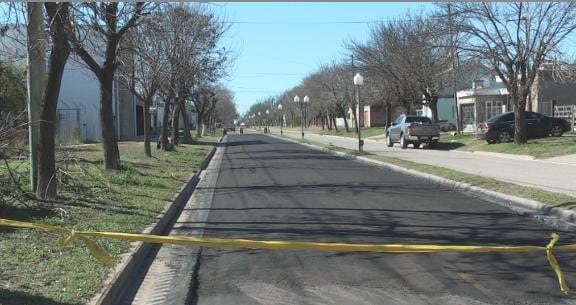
<box><xmin>332</xmin><ymin>116</ymin><xmax>339</xmax><ymax>132</ymax></box>
<box><xmin>36</xmin><ymin>3</ymin><xmax>70</xmax><ymax>199</ymax></box>
<box><xmin>337</xmin><ymin>104</ymin><xmax>350</xmax><ymax>132</ymax></box>
<box><xmin>161</xmin><ymin>100</ymin><xmax>170</xmax><ymax>149</ymax></box>
<box><xmin>429</xmin><ymin>95</ymin><xmax>439</xmax><ymax>122</ymax></box>
<box><xmin>178</xmin><ymin>99</ymin><xmax>194</xmax><ymax>144</ymax></box>
<box><xmin>144</xmin><ymin>96</ymin><xmax>152</xmax><ymax>157</ymax></box>
<box><xmin>385</xmin><ymin>101</ymin><xmax>392</xmax><ymax>127</ymax></box>
<box><xmin>513</xmin><ymin>93</ymin><xmax>528</xmax><ymax>144</ymax></box>
<box><xmin>100</xmin><ymin>73</ymin><xmax>121</xmax><ymax>170</ymax></box>
<box><xmin>352</xmin><ymin>104</ymin><xmax>359</xmax><ymax>134</ymax></box>
<box><xmin>172</xmin><ymin>103</ymin><xmax>180</xmax><ymax>145</ymax></box>
<box><xmin>196</xmin><ymin>115</ymin><xmax>203</xmax><ymax>138</ymax></box>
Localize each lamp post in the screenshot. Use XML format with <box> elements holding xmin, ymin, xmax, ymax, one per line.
<box><xmin>265</xmin><ymin>109</ymin><xmax>270</xmax><ymax>133</ymax></box>
<box><xmin>354</xmin><ymin>72</ymin><xmax>364</xmax><ymax>152</ymax></box>
<box><xmin>258</xmin><ymin>112</ymin><xmax>261</xmax><ymax>131</ymax></box>
<box><xmin>303</xmin><ymin>96</ymin><xmax>310</xmax><ymax>130</ymax></box>
<box><xmin>277</xmin><ymin>104</ymin><xmax>283</xmax><ymax>135</ymax></box>
<box><xmin>294</xmin><ymin>95</ymin><xmax>303</xmax><ymax>139</ymax></box>
<box><xmin>294</xmin><ymin>95</ymin><xmax>310</xmax><ymax>139</ymax></box>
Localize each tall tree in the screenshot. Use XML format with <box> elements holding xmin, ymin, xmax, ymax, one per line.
<box><xmin>35</xmin><ymin>3</ymin><xmax>72</xmax><ymax>199</ymax></box>
<box><xmin>119</xmin><ymin>15</ymin><xmax>166</xmax><ymax>157</ymax></box>
<box><xmin>66</xmin><ymin>2</ymin><xmax>153</xmax><ymax>169</ymax></box>
<box><xmin>213</xmin><ymin>86</ymin><xmax>237</xmax><ymax>126</ymax></box>
<box><xmin>441</xmin><ymin>2</ymin><xmax>576</xmax><ymax>143</ymax></box>
<box><xmin>349</xmin><ymin>14</ymin><xmax>451</xmax><ymax>123</ymax></box>
<box><xmin>153</xmin><ymin>4</ymin><xmax>228</xmax><ymax>144</ymax></box>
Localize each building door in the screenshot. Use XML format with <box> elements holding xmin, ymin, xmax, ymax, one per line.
<box><xmin>460</xmin><ymin>104</ymin><xmax>475</xmax><ymax>132</ymax></box>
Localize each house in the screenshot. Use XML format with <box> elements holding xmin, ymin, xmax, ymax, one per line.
<box><xmin>529</xmin><ymin>67</ymin><xmax>576</xmax><ymax>116</ymax></box>
<box><xmin>455</xmin><ymin>65</ymin><xmax>576</xmax><ymax>132</ymax></box>
<box><xmin>456</xmin><ymin>77</ymin><xmax>509</xmax><ymax>132</ymax></box>
<box><xmin>362</xmin><ymin>105</ymin><xmax>387</xmax><ymax>127</ymax></box>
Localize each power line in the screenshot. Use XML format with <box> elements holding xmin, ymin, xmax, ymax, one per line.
<box><xmin>222</xmin><ymin>17</ymin><xmax>443</xmax><ymax>26</ymax></box>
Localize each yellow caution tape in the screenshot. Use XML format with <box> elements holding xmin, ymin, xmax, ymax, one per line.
<box><xmin>0</xmin><ymin>218</ymin><xmax>572</xmax><ymax>294</ymax></box>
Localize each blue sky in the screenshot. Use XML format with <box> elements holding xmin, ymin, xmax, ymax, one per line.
<box><xmin>211</xmin><ymin>2</ymin><xmax>434</xmax><ymax>115</ymax></box>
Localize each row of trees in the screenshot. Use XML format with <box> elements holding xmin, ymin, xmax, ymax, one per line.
<box><xmin>0</xmin><ymin>2</ymin><xmax>236</xmax><ymax>200</ymax></box>
<box><xmin>245</xmin><ymin>2</ymin><xmax>576</xmax><ymax>145</ymax></box>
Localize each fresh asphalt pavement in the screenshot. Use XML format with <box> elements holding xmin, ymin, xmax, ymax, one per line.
<box><xmin>184</xmin><ymin>134</ymin><xmax>576</xmax><ymax>305</ymax></box>
<box><xmin>276</xmin><ymin>129</ymin><xmax>576</xmax><ymax>198</ymax></box>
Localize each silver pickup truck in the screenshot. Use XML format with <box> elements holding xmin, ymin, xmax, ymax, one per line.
<box><xmin>385</xmin><ymin>115</ymin><xmax>440</xmax><ymax>149</ymax></box>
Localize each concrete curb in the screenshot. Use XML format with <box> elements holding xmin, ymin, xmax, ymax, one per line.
<box><xmin>272</xmin><ymin>134</ymin><xmax>576</xmax><ymax>225</ymax></box>
<box><xmin>88</xmin><ymin>137</ymin><xmax>223</xmax><ymax>305</ymax></box>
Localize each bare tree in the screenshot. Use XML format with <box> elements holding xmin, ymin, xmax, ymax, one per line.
<box><xmin>441</xmin><ymin>2</ymin><xmax>576</xmax><ymax>143</ymax></box>
<box><xmin>213</xmin><ymin>86</ymin><xmax>237</xmax><ymax>127</ymax></box>
<box><xmin>1</xmin><ymin>3</ymin><xmax>72</xmax><ymax>199</ymax></box>
<box><xmin>65</xmin><ymin>2</ymin><xmax>153</xmax><ymax>169</ymax></box>
<box><xmin>349</xmin><ymin>14</ymin><xmax>452</xmax><ymax>123</ymax></box>
<box><xmin>118</xmin><ymin>15</ymin><xmax>166</xmax><ymax>157</ymax></box>
<box><xmin>155</xmin><ymin>4</ymin><xmax>229</xmax><ymax>144</ymax></box>
<box><xmin>36</xmin><ymin>3</ymin><xmax>72</xmax><ymax>199</ymax></box>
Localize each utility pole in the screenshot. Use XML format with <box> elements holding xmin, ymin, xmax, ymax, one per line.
<box><xmin>26</xmin><ymin>2</ymin><xmax>45</xmax><ymax>192</ymax></box>
<box><xmin>448</xmin><ymin>3</ymin><xmax>462</xmax><ymax>135</ymax></box>
<box><xmin>523</xmin><ymin>16</ymin><xmax>531</xmax><ymax>112</ymax></box>
<box><xmin>351</xmin><ymin>54</ymin><xmax>359</xmax><ymax>134</ymax></box>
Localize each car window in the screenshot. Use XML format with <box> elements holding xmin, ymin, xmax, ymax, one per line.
<box><xmin>405</xmin><ymin>117</ymin><xmax>432</xmax><ymax>124</ymax></box>
<box><xmin>488</xmin><ymin>113</ymin><xmax>513</xmax><ymax>122</ymax></box>
<box><xmin>527</xmin><ymin>112</ymin><xmax>543</xmax><ymax>120</ymax></box>
<box><xmin>394</xmin><ymin>116</ymin><xmax>404</xmax><ymax>125</ymax></box>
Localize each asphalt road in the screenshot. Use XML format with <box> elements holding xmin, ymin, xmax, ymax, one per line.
<box><xmin>187</xmin><ymin>134</ymin><xmax>576</xmax><ymax>305</ymax></box>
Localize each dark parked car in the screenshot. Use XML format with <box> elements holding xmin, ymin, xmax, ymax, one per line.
<box><xmin>476</xmin><ymin>111</ymin><xmax>571</xmax><ymax>144</ymax></box>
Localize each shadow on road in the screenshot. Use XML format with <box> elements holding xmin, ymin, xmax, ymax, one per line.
<box><xmin>430</xmin><ymin>142</ymin><xmax>467</xmax><ymax>151</ymax></box>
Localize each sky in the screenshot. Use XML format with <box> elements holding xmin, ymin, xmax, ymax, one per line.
<box><xmin>210</xmin><ymin>2</ymin><xmax>434</xmax><ymax>115</ymax></box>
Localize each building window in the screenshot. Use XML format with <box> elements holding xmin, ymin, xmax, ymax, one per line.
<box><xmin>485</xmin><ymin>101</ymin><xmax>504</xmax><ymax>121</ymax></box>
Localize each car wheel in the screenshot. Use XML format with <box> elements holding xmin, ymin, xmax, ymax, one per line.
<box><xmin>428</xmin><ymin>141</ymin><xmax>438</xmax><ymax>149</ymax></box>
<box><xmin>400</xmin><ymin>134</ymin><xmax>408</xmax><ymax>149</ymax></box>
<box><xmin>550</xmin><ymin>124</ymin><xmax>564</xmax><ymax>137</ymax></box>
<box><xmin>386</xmin><ymin>134</ymin><xmax>393</xmax><ymax>147</ymax></box>
<box><xmin>413</xmin><ymin>142</ymin><xmax>421</xmax><ymax>149</ymax></box>
<box><xmin>497</xmin><ymin>130</ymin><xmax>512</xmax><ymax>143</ymax></box>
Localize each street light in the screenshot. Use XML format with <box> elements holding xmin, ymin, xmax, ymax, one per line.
<box><xmin>303</xmin><ymin>96</ymin><xmax>310</xmax><ymax>133</ymax></box>
<box><xmin>294</xmin><ymin>95</ymin><xmax>310</xmax><ymax>139</ymax></box>
<box><xmin>353</xmin><ymin>72</ymin><xmax>364</xmax><ymax>152</ymax></box>
<box><xmin>294</xmin><ymin>95</ymin><xmax>303</xmax><ymax>139</ymax></box>
<box><xmin>277</xmin><ymin>103</ymin><xmax>283</xmax><ymax>135</ymax></box>
<box><xmin>265</xmin><ymin>109</ymin><xmax>270</xmax><ymax>133</ymax></box>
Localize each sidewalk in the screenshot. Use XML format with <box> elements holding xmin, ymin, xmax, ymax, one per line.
<box><xmin>273</xmin><ymin>128</ymin><xmax>576</xmax><ymax>198</ymax></box>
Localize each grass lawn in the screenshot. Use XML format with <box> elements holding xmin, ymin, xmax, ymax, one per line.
<box><xmin>292</xmin><ymin>137</ymin><xmax>576</xmax><ymax>209</ymax></box>
<box><xmin>438</xmin><ymin>132</ymin><xmax>576</xmax><ymax>158</ymax></box>
<box><xmin>0</xmin><ymin>138</ymin><xmax>217</xmax><ymax>305</ymax></box>
<box><xmin>319</xmin><ymin>127</ymin><xmax>387</xmax><ymax>139</ymax></box>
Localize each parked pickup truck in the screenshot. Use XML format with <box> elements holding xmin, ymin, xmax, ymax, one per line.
<box><xmin>385</xmin><ymin>115</ymin><xmax>440</xmax><ymax>149</ymax></box>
